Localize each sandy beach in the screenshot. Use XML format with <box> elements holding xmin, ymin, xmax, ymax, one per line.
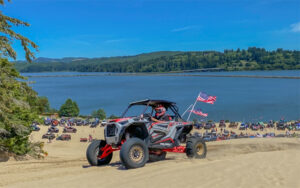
<box><xmin>1</xmin><ymin>125</ymin><xmax>300</xmax><ymax>188</ymax></box>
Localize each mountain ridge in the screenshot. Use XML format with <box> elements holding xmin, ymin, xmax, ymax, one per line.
<box><xmin>13</xmin><ymin>48</ymin><xmax>300</xmax><ymax>73</ymax></box>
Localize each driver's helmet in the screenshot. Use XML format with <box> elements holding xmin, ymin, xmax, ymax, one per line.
<box><xmin>155</xmin><ymin>105</ymin><xmax>166</xmax><ymax>118</ymax></box>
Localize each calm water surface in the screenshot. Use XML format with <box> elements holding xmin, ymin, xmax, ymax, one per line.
<box><xmin>22</xmin><ymin>70</ymin><xmax>300</xmax><ymax>121</ymax></box>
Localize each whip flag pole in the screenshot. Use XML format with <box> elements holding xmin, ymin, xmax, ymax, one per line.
<box><xmin>181</xmin><ymin>104</ymin><xmax>193</xmax><ymax>117</ymax></box>
<box><xmin>187</xmin><ymin>92</ymin><xmax>200</xmax><ymax>121</ymax></box>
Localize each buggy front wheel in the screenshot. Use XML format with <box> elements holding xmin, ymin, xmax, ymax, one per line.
<box><xmin>186</xmin><ymin>137</ymin><xmax>207</xmax><ymax>159</ymax></box>
<box><xmin>86</xmin><ymin>140</ymin><xmax>113</xmax><ymax>166</ymax></box>
<box><xmin>120</xmin><ymin>138</ymin><xmax>149</xmax><ymax>169</ymax></box>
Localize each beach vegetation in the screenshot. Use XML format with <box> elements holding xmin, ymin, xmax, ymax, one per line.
<box><xmin>58</xmin><ymin>99</ymin><xmax>80</xmax><ymax>117</ymax></box>
<box><xmin>91</xmin><ymin>108</ymin><xmax>106</xmax><ymax>120</ymax></box>
<box><xmin>0</xmin><ymin>59</ymin><xmax>45</xmax><ymax>156</ymax></box>
<box><xmin>0</xmin><ymin>0</ymin><xmax>42</xmax><ymax>157</ymax></box>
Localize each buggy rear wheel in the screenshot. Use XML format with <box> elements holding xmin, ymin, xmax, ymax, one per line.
<box><xmin>186</xmin><ymin>137</ymin><xmax>207</xmax><ymax>159</ymax></box>
<box><xmin>120</xmin><ymin>138</ymin><xmax>149</xmax><ymax>169</ymax></box>
<box><xmin>86</xmin><ymin>140</ymin><xmax>113</xmax><ymax>166</ymax></box>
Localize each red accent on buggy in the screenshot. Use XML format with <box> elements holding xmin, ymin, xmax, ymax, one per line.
<box><xmin>162</xmin><ymin>146</ymin><xmax>186</xmax><ymax>153</ymax></box>
<box><xmin>98</xmin><ymin>140</ymin><xmax>187</xmax><ymax>160</ymax></box>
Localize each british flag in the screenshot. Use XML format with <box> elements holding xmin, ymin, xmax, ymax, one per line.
<box><xmin>197</xmin><ymin>92</ymin><xmax>217</xmax><ymax>104</ymax></box>
<box><xmin>190</xmin><ymin>109</ymin><xmax>208</xmax><ymax>117</ymax></box>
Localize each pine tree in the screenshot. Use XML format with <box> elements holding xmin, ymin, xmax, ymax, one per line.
<box><xmin>0</xmin><ymin>1</ymin><xmax>43</xmax><ymax>157</ymax></box>
<box><xmin>0</xmin><ymin>0</ymin><xmax>38</xmax><ymax>62</ymax></box>
<box><xmin>0</xmin><ymin>59</ymin><xmax>44</xmax><ymax>156</ymax></box>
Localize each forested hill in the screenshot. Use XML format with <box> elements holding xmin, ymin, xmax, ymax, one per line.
<box><xmin>14</xmin><ymin>48</ymin><xmax>300</xmax><ymax>73</ymax></box>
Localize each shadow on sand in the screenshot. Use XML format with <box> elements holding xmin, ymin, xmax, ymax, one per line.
<box><xmin>82</xmin><ymin>157</ymin><xmax>176</xmax><ymax>170</ymax></box>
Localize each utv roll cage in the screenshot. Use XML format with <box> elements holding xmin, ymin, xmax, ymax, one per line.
<box><xmin>121</xmin><ymin>99</ymin><xmax>182</xmax><ymax>119</ymax></box>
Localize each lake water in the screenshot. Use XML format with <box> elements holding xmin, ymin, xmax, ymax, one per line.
<box><xmin>22</xmin><ymin>70</ymin><xmax>300</xmax><ymax>122</ymax></box>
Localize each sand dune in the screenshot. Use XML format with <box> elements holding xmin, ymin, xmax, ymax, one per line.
<box><xmin>1</xmin><ymin>126</ymin><xmax>300</xmax><ymax>188</ymax></box>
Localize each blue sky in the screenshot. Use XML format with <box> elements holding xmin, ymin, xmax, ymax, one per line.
<box><xmin>2</xmin><ymin>0</ymin><xmax>300</xmax><ymax>59</ymax></box>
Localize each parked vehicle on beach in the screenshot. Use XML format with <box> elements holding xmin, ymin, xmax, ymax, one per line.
<box><xmin>286</xmin><ymin>123</ymin><xmax>294</xmax><ymax>131</ymax></box>
<box><xmin>237</xmin><ymin>133</ymin><xmax>249</xmax><ymax>139</ymax></box>
<box><xmin>56</xmin><ymin>134</ymin><xmax>71</xmax><ymax>141</ymax></box>
<box><xmin>194</xmin><ymin>122</ymin><xmax>204</xmax><ymax>129</ymax></box>
<box><xmin>31</xmin><ymin>124</ymin><xmax>40</xmax><ymax>131</ymax></box>
<box><xmin>60</xmin><ymin>118</ymin><xmax>67</xmax><ymax>125</ymax></box>
<box><xmin>239</xmin><ymin>122</ymin><xmax>247</xmax><ymax>130</ymax></box>
<box><xmin>90</xmin><ymin>119</ymin><xmax>100</xmax><ymax>128</ymax></box>
<box><xmin>204</xmin><ymin>122</ymin><xmax>215</xmax><ymax>129</ymax></box>
<box><xmin>203</xmin><ymin>135</ymin><xmax>217</xmax><ymax>142</ymax></box>
<box><xmin>267</xmin><ymin>120</ymin><xmax>275</xmax><ymax>128</ymax></box>
<box><xmin>101</xmin><ymin>120</ymin><xmax>107</xmax><ymax>127</ymax></box>
<box><xmin>86</xmin><ymin>99</ymin><xmax>207</xmax><ymax>169</ymax></box>
<box><xmin>277</xmin><ymin>120</ymin><xmax>286</xmax><ymax>130</ymax></box>
<box><xmin>263</xmin><ymin>133</ymin><xmax>275</xmax><ymax>137</ymax></box>
<box><xmin>63</xmin><ymin>127</ymin><xmax>77</xmax><ymax>133</ymax></box>
<box><xmin>67</xmin><ymin>118</ymin><xmax>76</xmax><ymax>126</ymax></box>
<box><xmin>48</xmin><ymin>126</ymin><xmax>59</xmax><ymax>133</ymax></box>
<box><xmin>42</xmin><ymin>132</ymin><xmax>55</xmax><ymax>140</ymax></box>
<box><xmin>44</xmin><ymin>118</ymin><xmax>51</xmax><ymax>126</ymax></box>
<box><xmin>222</xmin><ymin>129</ymin><xmax>230</xmax><ymax>137</ymax></box>
<box><xmin>80</xmin><ymin>138</ymin><xmax>88</xmax><ymax>142</ymax></box>
<box><xmin>211</xmin><ymin>129</ymin><xmax>217</xmax><ymax>137</ymax></box>
<box><xmin>51</xmin><ymin>119</ymin><xmax>59</xmax><ymax>126</ymax></box>
<box><xmin>295</xmin><ymin>122</ymin><xmax>300</xmax><ymax>131</ymax></box>
<box><xmin>219</xmin><ymin>120</ymin><xmax>226</xmax><ymax>128</ymax></box>
<box><xmin>258</xmin><ymin>122</ymin><xmax>265</xmax><ymax>130</ymax></box>
<box><xmin>76</xmin><ymin>119</ymin><xmax>84</xmax><ymax>126</ymax></box>
<box><xmin>83</xmin><ymin>119</ymin><xmax>91</xmax><ymax>126</ymax></box>
<box><xmin>250</xmin><ymin>123</ymin><xmax>259</xmax><ymax>131</ymax></box>
<box><xmin>228</xmin><ymin>122</ymin><xmax>238</xmax><ymax>129</ymax></box>
<box><xmin>230</xmin><ymin>131</ymin><xmax>238</xmax><ymax>139</ymax></box>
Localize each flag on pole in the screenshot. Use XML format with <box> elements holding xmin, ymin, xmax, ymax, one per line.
<box><xmin>190</xmin><ymin>109</ymin><xmax>208</xmax><ymax>117</ymax></box>
<box><xmin>197</xmin><ymin>92</ymin><xmax>216</xmax><ymax>104</ymax></box>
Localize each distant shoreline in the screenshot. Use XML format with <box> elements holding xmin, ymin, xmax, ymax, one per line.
<box><xmin>25</xmin><ymin>73</ymin><xmax>300</xmax><ymax>79</ymax></box>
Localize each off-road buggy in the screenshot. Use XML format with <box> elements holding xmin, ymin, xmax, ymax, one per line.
<box><xmin>218</xmin><ymin>120</ymin><xmax>226</xmax><ymax>128</ymax></box>
<box><xmin>63</xmin><ymin>126</ymin><xmax>77</xmax><ymax>133</ymax></box>
<box><xmin>56</xmin><ymin>134</ymin><xmax>71</xmax><ymax>141</ymax></box>
<box><xmin>228</xmin><ymin>122</ymin><xmax>238</xmax><ymax>129</ymax></box>
<box><xmin>204</xmin><ymin>122</ymin><xmax>216</xmax><ymax>130</ymax></box>
<box><xmin>239</xmin><ymin>122</ymin><xmax>247</xmax><ymax>130</ymax></box>
<box><xmin>276</xmin><ymin>120</ymin><xmax>286</xmax><ymax>130</ymax></box>
<box><xmin>90</xmin><ymin>119</ymin><xmax>100</xmax><ymax>128</ymax></box>
<box><xmin>48</xmin><ymin>126</ymin><xmax>59</xmax><ymax>133</ymax></box>
<box><xmin>86</xmin><ymin>99</ymin><xmax>207</xmax><ymax>169</ymax></box>
<box><xmin>31</xmin><ymin>124</ymin><xmax>40</xmax><ymax>131</ymax></box>
<box><xmin>42</xmin><ymin>132</ymin><xmax>55</xmax><ymax>140</ymax></box>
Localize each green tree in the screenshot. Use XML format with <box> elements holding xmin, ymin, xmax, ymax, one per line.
<box><xmin>58</xmin><ymin>99</ymin><xmax>80</xmax><ymax>117</ymax></box>
<box><xmin>0</xmin><ymin>59</ymin><xmax>44</xmax><ymax>156</ymax></box>
<box><xmin>0</xmin><ymin>1</ymin><xmax>43</xmax><ymax>157</ymax></box>
<box><xmin>0</xmin><ymin>0</ymin><xmax>38</xmax><ymax>62</ymax></box>
<box><xmin>92</xmin><ymin>108</ymin><xmax>106</xmax><ymax>120</ymax></box>
<box><xmin>27</xmin><ymin>96</ymin><xmax>51</xmax><ymax>114</ymax></box>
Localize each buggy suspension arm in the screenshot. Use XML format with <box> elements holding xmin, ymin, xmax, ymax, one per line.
<box><xmin>98</xmin><ymin>144</ymin><xmax>120</xmax><ymax>159</ymax></box>
<box><xmin>162</xmin><ymin>146</ymin><xmax>186</xmax><ymax>153</ymax></box>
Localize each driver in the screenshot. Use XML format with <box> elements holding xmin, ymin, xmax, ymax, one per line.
<box><xmin>151</xmin><ymin>105</ymin><xmax>172</xmax><ymax>122</ymax></box>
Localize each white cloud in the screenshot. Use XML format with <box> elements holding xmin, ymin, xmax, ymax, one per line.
<box><xmin>290</xmin><ymin>22</ymin><xmax>300</xmax><ymax>33</ymax></box>
<box><xmin>171</xmin><ymin>25</ymin><xmax>199</xmax><ymax>32</ymax></box>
